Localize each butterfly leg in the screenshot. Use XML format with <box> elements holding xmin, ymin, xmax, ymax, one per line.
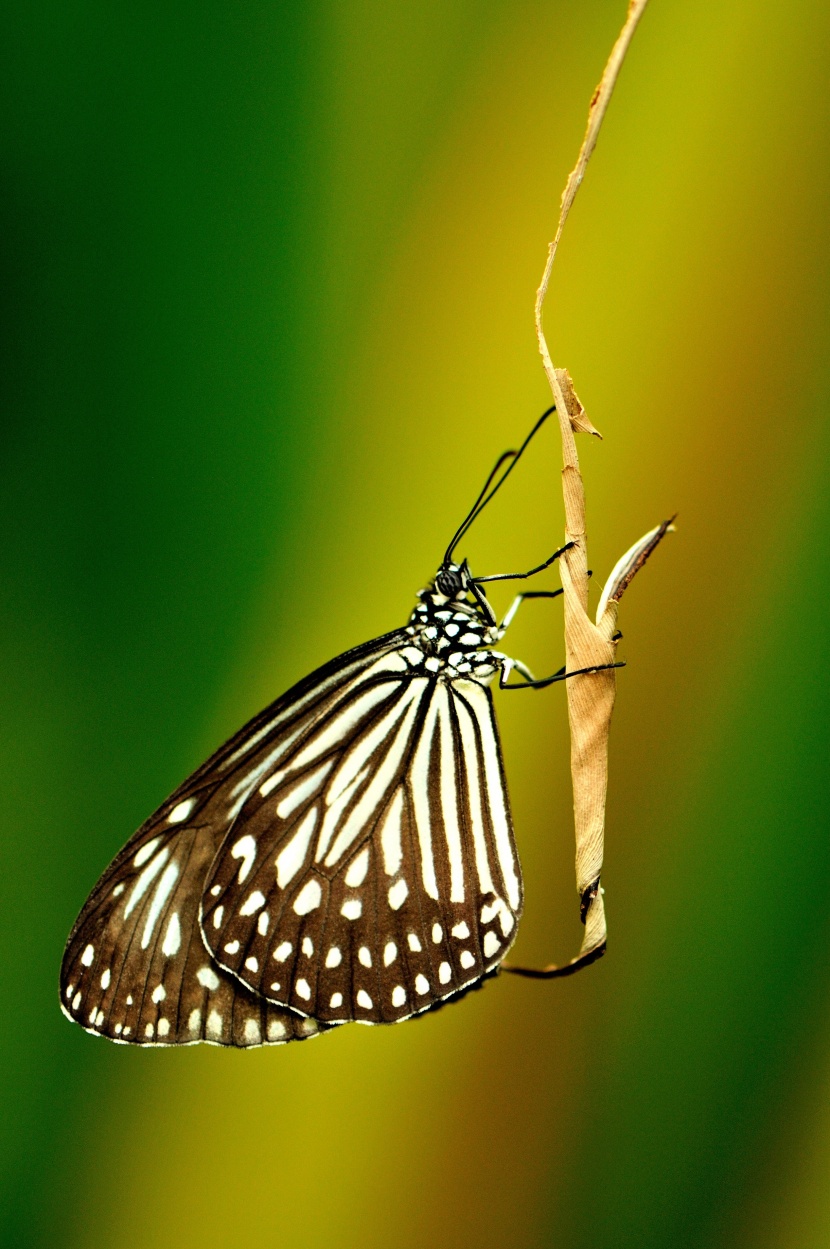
<box><xmin>498</xmin><ymin>657</ymin><xmax>624</xmax><ymax>690</ymax></box>
<box><xmin>496</xmin><ymin>588</ymin><xmax>564</xmax><ymax>639</ymax></box>
<box><xmin>473</xmin><ymin>541</ymin><xmax>575</xmax><ymax>585</ymax></box>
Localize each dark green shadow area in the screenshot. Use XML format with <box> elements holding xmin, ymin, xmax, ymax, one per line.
<box><xmin>0</xmin><ymin>4</ymin><xmax>324</xmax><ymax>1241</ymax></box>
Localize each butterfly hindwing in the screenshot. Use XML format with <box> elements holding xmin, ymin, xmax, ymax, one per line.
<box><xmin>201</xmin><ymin>667</ymin><xmax>523</xmax><ymax>1024</ymax></box>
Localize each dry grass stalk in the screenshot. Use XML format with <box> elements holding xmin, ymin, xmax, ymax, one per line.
<box><xmin>504</xmin><ymin>0</ymin><xmax>673</xmax><ymax>980</ymax></box>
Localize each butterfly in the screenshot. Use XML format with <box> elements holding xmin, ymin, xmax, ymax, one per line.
<box><xmin>60</xmin><ymin>407</ymin><xmax>618</xmax><ymax>1047</ymax></box>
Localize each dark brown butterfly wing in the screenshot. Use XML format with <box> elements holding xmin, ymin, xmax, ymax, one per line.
<box><xmin>59</xmin><ymin>629</ymin><xmax>408</xmax><ymax>1046</ymax></box>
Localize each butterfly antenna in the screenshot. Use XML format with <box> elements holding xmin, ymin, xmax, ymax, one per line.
<box><xmin>444</xmin><ymin>404</ymin><xmax>556</xmax><ymax>565</ymax></box>
<box><xmin>444</xmin><ymin>450</ymin><xmax>517</xmax><ymax>565</ymax></box>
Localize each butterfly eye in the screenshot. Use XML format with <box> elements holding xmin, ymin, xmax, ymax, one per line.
<box><xmin>436</xmin><ymin>568</ymin><xmax>462</xmax><ymax>597</ymax></box>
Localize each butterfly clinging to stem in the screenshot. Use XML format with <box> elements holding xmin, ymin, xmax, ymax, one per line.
<box><xmin>60</xmin><ymin>406</ymin><xmax>621</xmax><ymax>1048</ymax></box>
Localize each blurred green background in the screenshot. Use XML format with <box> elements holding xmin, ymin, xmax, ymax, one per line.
<box><xmin>2</xmin><ymin>1</ymin><xmax>829</xmax><ymax>1246</ymax></box>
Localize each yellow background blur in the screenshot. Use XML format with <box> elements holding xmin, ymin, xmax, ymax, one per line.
<box><xmin>2</xmin><ymin>2</ymin><xmax>830</xmax><ymax>1246</ymax></box>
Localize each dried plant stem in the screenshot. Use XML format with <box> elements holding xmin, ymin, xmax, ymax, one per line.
<box><xmin>536</xmin><ymin>0</ymin><xmax>650</xmax><ymax>586</ymax></box>
<box><xmin>504</xmin><ymin>0</ymin><xmax>672</xmax><ymax>980</ymax></box>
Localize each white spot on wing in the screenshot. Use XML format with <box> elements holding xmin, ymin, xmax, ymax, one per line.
<box><xmin>295</xmin><ymin>978</ymin><xmax>311</xmax><ymax>1000</ymax></box>
<box><xmin>274</xmin><ymin>941</ymin><xmax>292</xmax><ymax>961</ymax></box>
<box><xmin>162</xmin><ymin>912</ymin><xmax>181</xmax><ymax>957</ymax></box>
<box><xmin>257</xmin><ymin>911</ymin><xmax>270</xmax><ymax>936</ymax></box>
<box><xmin>81</xmin><ymin>944</ymin><xmax>94</xmax><ymax>967</ymax></box>
<box><xmin>345</xmin><ymin>847</ymin><xmax>370</xmax><ymax>887</ymax></box>
<box><xmin>460</xmin><ymin>950</ymin><xmax>475</xmax><ymax>970</ymax></box>
<box><xmin>383</xmin><ymin>942</ymin><xmax>397</xmax><ymax>966</ymax></box>
<box><xmin>224</xmin><ymin>940</ymin><xmax>240</xmax><ymax>955</ymax></box>
<box><xmin>388</xmin><ymin>878</ymin><xmax>408</xmax><ymax>910</ymax></box>
<box><xmin>483</xmin><ymin>930</ymin><xmax>500</xmax><ymax>958</ymax></box>
<box><xmin>325</xmin><ymin>946</ymin><xmax>341</xmax><ymax>968</ymax></box>
<box><xmin>341</xmin><ymin>898</ymin><xmax>362</xmax><ymax>920</ymax></box>
<box><xmin>302</xmin><ymin>936</ymin><xmax>313</xmax><ymax>956</ymax></box>
<box><xmin>239</xmin><ymin>889</ymin><xmax>266</xmax><ymax>917</ymax></box>
<box><xmin>231</xmin><ymin>835</ymin><xmax>257</xmax><ymax>884</ymax></box>
<box><xmin>197</xmin><ymin>966</ymin><xmax>220</xmax><ymax>990</ymax></box>
<box><xmin>293</xmin><ymin>878</ymin><xmax>322</xmax><ymax>915</ymax></box>
<box><xmin>244</xmin><ymin>956</ymin><xmax>259</xmax><ymax>972</ymax></box>
<box><xmin>168</xmin><ymin>798</ymin><xmax>195</xmax><ymax>824</ymax></box>
<box><xmin>243</xmin><ymin>1018</ymin><xmax>261</xmax><ymax>1044</ymax></box>
<box><xmin>330</xmin><ymin>992</ymin><xmax>343</xmax><ymax>1008</ymax></box>
<box><xmin>415</xmin><ymin>974</ymin><xmax>429</xmax><ymax>995</ymax></box>
<box><xmin>408</xmin><ymin>932</ymin><xmax>422</xmax><ymax>952</ymax></box>
<box><xmin>392</xmin><ymin>985</ymin><xmax>406</xmax><ymax>1007</ymax></box>
<box><xmin>432</xmin><ymin>923</ymin><xmax>443</xmax><ymax>943</ymax></box>
<box><xmin>356</xmin><ymin>989</ymin><xmax>373</xmax><ymax>1010</ymax></box>
<box><xmin>275</xmin><ymin>807</ymin><xmax>318</xmax><ymax>888</ymax></box>
<box><xmin>151</xmin><ymin>984</ymin><xmax>166</xmax><ymax>1003</ymax></box>
<box><xmin>213</xmin><ymin>906</ymin><xmax>224</xmax><ymax>928</ymax></box>
<box><xmin>439</xmin><ymin>961</ymin><xmax>451</xmax><ymax>984</ymax></box>
<box><xmin>268</xmin><ymin>1019</ymin><xmax>286</xmax><ymax>1040</ymax></box>
<box><xmin>452</xmin><ymin>921</ymin><xmax>470</xmax><ymax>939</ymax></box>
<box><xmin>134</xmin><ymin>837</ymin><xmax>161</xmax><ymax>867</ymax></box>
<box><xmin>206</xmin><ymin>1010</ymin><xmax>223</xmax><ymax>1040</ymax></box>
<box><xmin>188</xmin><ymin>1009</ymin><xmax>201</xmax><ymax>1035</ymax></box>
<box><xmin>358</xmin><ymin>946</ymin><xmax>372</xmax><ymax>968</ymax></box>
<box><xmin>157</xmin><ymin>1017</ymin><xmax>170</xmax><ymax>1037</ymax></box>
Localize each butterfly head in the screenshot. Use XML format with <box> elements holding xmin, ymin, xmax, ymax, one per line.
<box><xmin>414</xmin><ymin>558</ymin><xmax>497</xmax><ymax>629</ymax></box>
<box><xmin>434</xmin><ymin>560</ymin><xmax>469</xmax><ymax>600</ymax></box>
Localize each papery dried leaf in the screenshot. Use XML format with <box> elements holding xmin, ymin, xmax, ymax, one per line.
<box><xmin>597</xmin><ymin>518</ymin><xmax>675</xmax><ymax>624</ymax></box>
<box><xmin>555</xmin><ymin>367</ymin><xmax>603</xmax><ymax>438</ymax></box>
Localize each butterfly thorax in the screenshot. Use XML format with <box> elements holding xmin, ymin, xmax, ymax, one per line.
<box><xmin>403</xmin><ymin>561</ymin><xmax>503</xmax><ymax>684</ymax></box>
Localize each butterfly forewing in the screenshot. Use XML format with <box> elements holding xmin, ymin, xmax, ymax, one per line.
<box><xmin>60</xmin><ymin>629</ymin><xmax>409</xmax><ymax>1046</ymax></box>
<box><xmin>201</xmin><ymin>668</ymin><xmax>523</xmax><ymax>1024</ymax></box>
<box><xmin>59</xmin><ymin>815</ymin><xmax>322</xmax><ymax>1046</ymax></box>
